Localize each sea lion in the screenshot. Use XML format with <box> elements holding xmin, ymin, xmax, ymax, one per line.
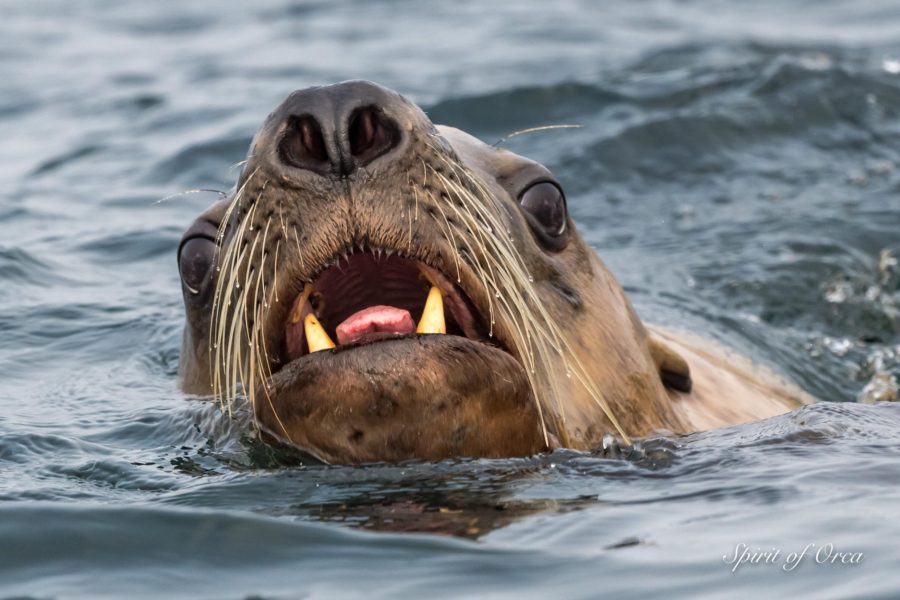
<box><xmin>177</xmin><ymin>81</ymin><xmax>810</xmax><ymax>463</ymax></box>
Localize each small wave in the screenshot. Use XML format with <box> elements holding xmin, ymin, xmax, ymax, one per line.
<box><xmin>77</xmin><ymin>226</ymin><xmax>182</xmax><ymax>265</ymax></box>
<box><xmin>426</xmin><ymin>81</ymin><xmax>626</xmax><ymax>138</ymax></box>
<box><xmin>0</xmin><ymin>246</ymin><xmax>67</xmax><ymax>289</ymax></box>
<box><xmin>145</xmin><ymin>135</ymin><xmax>252</xmax><ymax>187</ymax></box>
<box><xmin>31</xmin><ymin>144</ymin><xmax>103</xmax><ymax>177</ymax></box>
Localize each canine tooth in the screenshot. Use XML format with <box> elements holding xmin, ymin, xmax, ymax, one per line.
<box><xmin>416</xmin><ymin>286</ymin><xmax>446</xmax><ymax>334</ymax></box>
<box><xmin>304</xmin><ymin>313</ymin><xmax>335</xmax><ymax>352</ymax></box>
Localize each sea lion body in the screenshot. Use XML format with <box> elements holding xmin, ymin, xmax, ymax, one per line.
<box><xmin>177</xmin><ymin>81</ymin><xmax>808</xmax><ymax>463</ymax></box>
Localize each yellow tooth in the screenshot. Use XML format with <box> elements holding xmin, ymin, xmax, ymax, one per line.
<box><xmin>304</xmin><ymin>313</ymin><xmax>335</xmax><ymax>352</ymax></box>
<box><xmin>290</xmin><ymin>284</ymin><xmax>314</xmax><ymax>324</ymax></box>
<box><xmin>417</xmin><ymin>286</ymin><xmax>446</xmax><ymax>334</ymax></box>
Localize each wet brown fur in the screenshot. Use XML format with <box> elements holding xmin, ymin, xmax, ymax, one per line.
<box><xmin>178</xmin><ymin>81</ymin><xmax>809</xmax><ymax>463</ymax></box>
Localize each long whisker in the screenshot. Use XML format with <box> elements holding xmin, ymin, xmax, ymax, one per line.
<box><xmin>492</xmin><ymin>124</ymin><xmax>582</xmax><ymax>147</ymax></box>
<box><xmin>156</xmin><ymin>188</ymin><xmax>227</xmax><ymax>204</ymax></box>
<box><xmin>209</xmin><ymin>169</ymin><xmax>260</xmax><ymax>411</ymax></box>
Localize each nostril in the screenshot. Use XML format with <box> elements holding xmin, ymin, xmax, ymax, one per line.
<box><xmin>279</xmin><ymin>115</ymin><xmax>328</xmax><ymax>171</ymax></box>
<box><xmin>349</xmin><ymin>108</ymin><xmax>376</xmax><ymax>156</ymax></box>
<box><xmin>348</xmin><ymin>106</ymin><xmax>398</xmax><ymax>167</ymax></box>
<box><xmin>299</xmin><ymin>117</ymin><xmax>327</xmax><ymax>162</ymax></box>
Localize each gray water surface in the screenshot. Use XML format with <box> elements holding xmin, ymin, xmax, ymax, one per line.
<box><xmin>2</xmin><ymin>1</ymin><xmax>900</xmax><ymax>598</ymax></box>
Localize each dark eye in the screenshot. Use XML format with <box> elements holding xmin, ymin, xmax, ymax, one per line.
<box><xmin>519</xmin><ymin>181</ymin><xmax>567</xmax><ymax>246</ymax></box>
<box><xmin>178</xmin><ymin>236</ymin><xmax>216</xmax><ymax>295</ymax></box>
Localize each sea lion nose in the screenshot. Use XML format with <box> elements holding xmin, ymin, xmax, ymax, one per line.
<box><xmin>276</xmin><ymin>81</ymin><xmax>403</xmax><ymax>178</ymax></box>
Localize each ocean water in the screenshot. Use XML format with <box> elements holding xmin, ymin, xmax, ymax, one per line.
<box><xmin>1</xmin><ymin>1</ymin><xmax>899</xmax><ymax>598</ymax></box>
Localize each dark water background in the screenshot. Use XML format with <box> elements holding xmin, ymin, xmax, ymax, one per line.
<box><xmin>2</xmin><ymin>1</ymin><xmax>900</xmax><ymax>598</ymax></box>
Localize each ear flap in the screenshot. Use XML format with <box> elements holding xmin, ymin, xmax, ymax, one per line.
<box><xmin>648</xmin><ymin>333</ymin><xmax>693</xmax><ymax>393</ymax></box>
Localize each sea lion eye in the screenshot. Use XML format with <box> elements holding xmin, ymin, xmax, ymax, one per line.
<box><xmin>178</xmin><ymin>236</ymin><xmax>216</xmax><ymax>295</ymax></box>
<box><xmin>519</xmin><ymin>181</ymin><xmax>567</xmax><ymax>248</ymax></box>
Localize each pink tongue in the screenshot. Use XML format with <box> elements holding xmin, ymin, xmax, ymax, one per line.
<box><xmin>335</xmin><ymin>305</ymin><xmax>416</xmax><ymax>345</ymax></box>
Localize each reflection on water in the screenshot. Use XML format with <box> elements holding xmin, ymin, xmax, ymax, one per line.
<box><xmin>1</xmin><ymin>0</ymin><xmax>899</xmax><ymax>598</ymax></box>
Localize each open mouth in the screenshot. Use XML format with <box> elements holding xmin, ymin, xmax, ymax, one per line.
<box><xmin>278</xmin><ymin>248</ymin><xmax>492</xmax><ymax>367</ymax></box>
<box><xmin>250</xmin><ymin>244</ymin><xmax>544</xmax><ymax>463</ymax></box>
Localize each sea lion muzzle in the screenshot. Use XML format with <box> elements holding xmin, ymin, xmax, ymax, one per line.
<box><xmin>178</xmin><ymin>81</ymin><xmax>559</xmax><ymax>462</ymax></box>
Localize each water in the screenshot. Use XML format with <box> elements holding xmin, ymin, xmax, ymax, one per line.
<box><xmin>2</xmin><ymin>1</ymin><xmax>899</xmax><ymax>598</ymax></box>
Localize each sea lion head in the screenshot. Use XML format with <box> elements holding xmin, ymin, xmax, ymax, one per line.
<box><xmin>177</xmin><ymin>81</ymin><xmax>690</xmax><ymax>463</ymax></box>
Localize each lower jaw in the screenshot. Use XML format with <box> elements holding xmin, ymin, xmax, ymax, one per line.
<box><xmin>255</xmin><ymin>335</ymin><xmax>547</xmax><ymax>464</ymax></box>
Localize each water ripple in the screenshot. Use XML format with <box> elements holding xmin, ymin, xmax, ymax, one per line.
<box><xmin>2</xmin><ymin>1</ymin><xmax>900</xmax><ymax>597</ymax></box>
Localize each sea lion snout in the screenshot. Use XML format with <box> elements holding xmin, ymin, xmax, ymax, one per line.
<box><xmin>259</xmin><ymin>80</ymin><xmax>408</xmax><ymax>179</ymax></box>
